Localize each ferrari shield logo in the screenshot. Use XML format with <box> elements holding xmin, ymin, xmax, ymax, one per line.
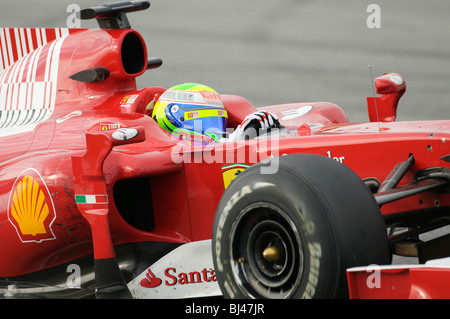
<box><xmin>222</xmin><ymin>164</ymin><xmax>250</xmax><ymax>189</ymax></box>
<box><xmin>8</xmin><ymin>168</ymin><xmax>57</xmax><ymax>243</ymax></box>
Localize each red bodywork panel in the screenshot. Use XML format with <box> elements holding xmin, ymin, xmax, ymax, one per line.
<box><xmin>0</xmin><ymin>25</ymin><xmax>448</xmax><ymax>280</ymax></box>
<box><xmin>347</xmin><ymin>264</ymin><xmax>450</xmax><ymax>299</ymax></box>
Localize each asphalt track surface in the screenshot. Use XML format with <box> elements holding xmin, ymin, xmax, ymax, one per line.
<box><xmin>2</xmin><ymin>0</ymin><xmax>450</xmax><ymax>122</ymax></box>
<box><xmin>1</xmin><ymin>0</ymin><xmax>450</xmax><ymax>266</ymax></box>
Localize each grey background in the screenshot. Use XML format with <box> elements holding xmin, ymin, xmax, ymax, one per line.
<box><xmin>1</xmin><ymin>0</ymin><xmax>449</xmax><ymax>123</ymax></box>
<box><xmin>1</xmin><ymin>1</ymin><xmax>449</xmax><ymax>265</ymax></box>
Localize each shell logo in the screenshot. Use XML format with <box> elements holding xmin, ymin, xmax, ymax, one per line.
<box><xmin>8</xmin><ymin>169</ymin><xmax>57</xmax><ymax>243</ymax></box>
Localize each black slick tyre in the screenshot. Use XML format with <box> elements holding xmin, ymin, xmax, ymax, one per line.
<box><xmin>212</xmin><ymin>154</ymin><xmax>390</xmax><ymax>299</ymax></box>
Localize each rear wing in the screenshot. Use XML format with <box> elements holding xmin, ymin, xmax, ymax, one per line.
<box><xmin>0</xmin><ymin>28</ymin><xmax>84</xmax><ymax>71</ymax></box>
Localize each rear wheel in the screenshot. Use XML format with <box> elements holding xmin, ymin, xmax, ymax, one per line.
<box><xmin>212</xmin><ymin>154</ymin><xmax>390</xmax><ymax>298</ymax></box>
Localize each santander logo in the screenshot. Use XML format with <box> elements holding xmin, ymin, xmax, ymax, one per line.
<box><xmin>140</xmin><ymin>267</ymin><xmax>217</xmax><ymax>288</ymax></box>
<box><xmin>130</xmin><ymin>240</ymin><xmax>222</xmax><ymax>298</ymax></box>
<box><xmin>140</xmin><ymin>269</ymin><xmax>162</xmax><ymax>288</ymax></box>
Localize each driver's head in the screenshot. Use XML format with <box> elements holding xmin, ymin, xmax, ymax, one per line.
<box><xmin>152</xmin><ymin>83</ymin><xmax>227</xmax><ymax>143</ymax></box>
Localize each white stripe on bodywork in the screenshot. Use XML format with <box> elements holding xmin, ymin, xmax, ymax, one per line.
<box><xmin>0</xmin><ymin>31</ymin><xmax>67</xmax><ymax>136</ymax></box>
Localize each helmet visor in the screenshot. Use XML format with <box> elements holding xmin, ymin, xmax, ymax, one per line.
<box><xmin>169</xmin><ymin>103</ymin><xmax>228</xmax><ymax>140</ymax></box>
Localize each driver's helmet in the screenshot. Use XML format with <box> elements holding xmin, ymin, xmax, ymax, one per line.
<box><xmin>152</xmin><ymin>83</ymin><xmax>228</xmax><ymax>144</ymax></box>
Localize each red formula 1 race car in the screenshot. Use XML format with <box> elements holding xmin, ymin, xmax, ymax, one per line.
<box><xmin>0</xmin><ymin>1</ymin><xmax>449</xmax><ymax>299</ymax></box>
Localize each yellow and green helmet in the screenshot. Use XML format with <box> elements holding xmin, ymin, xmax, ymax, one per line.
<box><xmin>152</xmin><ymin>83</ymin><xmax>228</xmax><ymax>143</ymax></box>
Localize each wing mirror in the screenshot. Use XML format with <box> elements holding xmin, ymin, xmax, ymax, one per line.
<box><xmin>367</xmin><ymin>73</ymin><xmax>406</xmax><ymax>123</ymax></box>
<box><xmin>375</xmin><ymin>73</ymin><xmax>406</xmax><ymax>94</ymax></box>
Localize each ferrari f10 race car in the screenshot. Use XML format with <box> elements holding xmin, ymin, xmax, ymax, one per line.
<box><xmin>0</xmin><ymin>1</ymin><xmax>449</xmax><ymax>299</ymax></box>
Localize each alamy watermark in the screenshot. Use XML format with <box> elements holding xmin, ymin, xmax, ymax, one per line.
<box><xmin>366</xmin><ymin>4</ymin><xmax>381</xmax><ymax>29</ymax></box>
<box><xmin>170</xmin><ymin>124</ymin><xmax>282</xmax><ymax>175</ymax></box>
<box><xmin>364</xmin><ymin>264</ymin><xmax>382</xmax><ymax>289</ymax></box>
<box><xmin>66</xmin><ymin>4</ymin><xmax>81</xmax><ymax>28</ymax></box>
<box><xmin>67</xmin><ymin>3</ymin><xmax>382</xmax><ymax>29</ymax></box>
<box><xmin>60</xmin><ymin>3</ymin><xmax>380</xmax><ymax>175</ymax></box>
<box><xmin>67</xmin><ymin>263</ymin><xmax>81</xmax><ymax>289</ymax></box>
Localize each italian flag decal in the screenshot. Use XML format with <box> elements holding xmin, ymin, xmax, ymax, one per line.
<box><xmin>75</xmin><ymin>194</ymin><xmax>108</xmax><ymax>204</ymax></box>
